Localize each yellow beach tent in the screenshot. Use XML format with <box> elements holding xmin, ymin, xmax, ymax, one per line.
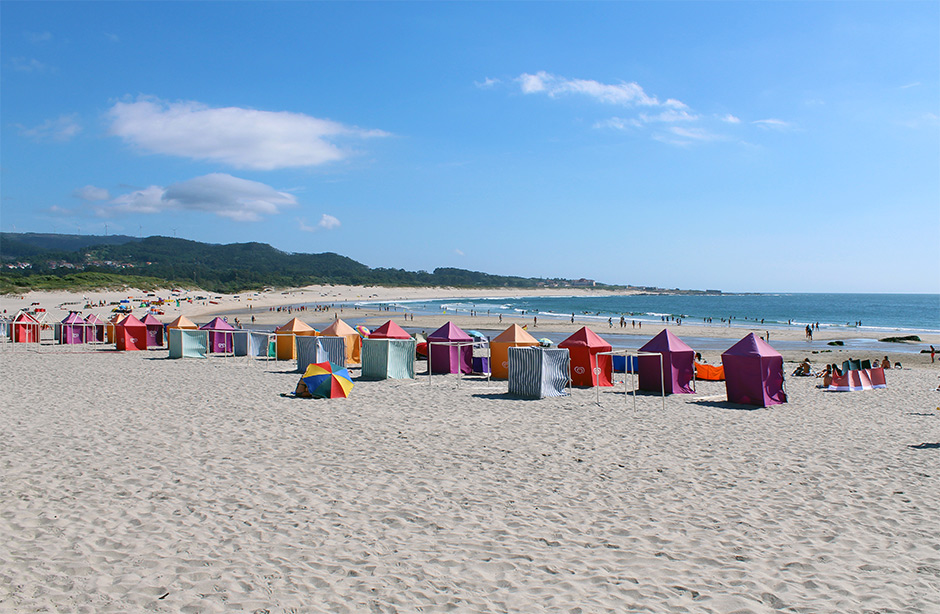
<box><xmin>321</xmin><ymin>318</ymin><xmax>361</xmax><ymax>365</ymax></box>
<box><xmin>490</xmin><ymin>324</ymin><xmax>539</xmax><ymax>379</ymax></box>
<box><xmin>275</xmin><ymin>317</ymin><xmax>318</xmax><ymax>360</ymax></box>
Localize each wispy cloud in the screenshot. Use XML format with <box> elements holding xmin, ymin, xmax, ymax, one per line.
<box><xmin>104</xmin><ymin>32</ymin><xmax>120</xmax><ymax>43</ymax></box>
<box><xmin>752</xmin><ymin>118</ymin><xmax>793</xmax><ymax>130</ymax></box>
<box><xmin>318</xmin><ymin>214</ymin><xmax>341</xmax><ymax>230</ymax></box>
<box><xmin>15</xmin><ymin>114</ymin><xmax>81</xmax><ymax>141</ymax></box>
<box><xmin>97</xmin><ymin>173</ymin><xmax>297</xmax><ymax>222</ymax></box>
<box><xmin>475</xmin><ymin>77</ymin><xmax>500</xmax><ymax>89</ymax></box>
<box><xmin>720</xmin><ymin>114</ymin><xmax>741</xmax><ymax>124</ymax></box>
<box><xmin>107</xmin><ymin>96</ymin><xmax>390</xmax><ymax>170</ymax></box>
<box><xmin>72</xmin><ymin>185</ymin><xmax>111</xmax><ymax>201</ymax></box>
<box><xmin>454</xmin><ymin>248</ymin><xmax>465</xmax><ymax>256</ymax></box>
<box><xmin>11</xmin><ymin>57</ymin><xmax>51</xmax><ymax>73</ymax></box>
<box><xmin>25</xmin><ymin>31</ymin><xmax>52</xmax><ymax>44</ymax></box>
<box><xmin>516</xmin><ymin>71</ymin><xmax>686</xmax><ymax>109</ymax></box>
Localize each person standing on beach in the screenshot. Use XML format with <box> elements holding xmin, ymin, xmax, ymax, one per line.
<box><xmin>930</xmin><ymin>345</ymin><xmax>935</xmax><ymax>363</ymax></box>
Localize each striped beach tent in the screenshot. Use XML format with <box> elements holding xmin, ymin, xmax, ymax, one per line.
<box><xmin>507</xmin><ymin>346</ymin><xmax>570</xmax><ymax>398</ymax></box>
<box><xmin>490</xmin><ymin>324</ymin><xmax>539</xmax><ymax>379</ymax></box>
<box><xmin>297</xmin><ymin>335</ymin><xmax>346</xmax><ymax>373</ymax></box>
<box><xmin>828</xmin><ymin>367</ymin><xmax>886</xmax><ymax>392</ymax></box>
<box><xmin>168</xmin><ymin>328</ymin><xmax>209</xmax><ymax>358</ymax></box>
<box><xmin>361</xmin><ymin>337</ymin><xmax>416</xmax><ymax>379</ymax></box>
<box><xmin>233</xmin><ymin>330</ymin><xmax>273</xmax><ymax>358</ymax></box>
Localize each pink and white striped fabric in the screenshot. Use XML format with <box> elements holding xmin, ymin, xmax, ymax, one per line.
<box><xmin>828</xmin><ymin>367</ymin><xmax>887</xmax><ymax>391</ymax></box>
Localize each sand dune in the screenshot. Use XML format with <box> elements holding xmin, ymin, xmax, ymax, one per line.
<box><xmin>1</xmin><ymin>346</ymin><xmax>938</xmax><ymax>612</ymax></box>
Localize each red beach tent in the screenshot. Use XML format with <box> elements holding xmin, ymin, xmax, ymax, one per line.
<box><xmin>721</xmin><ymin>333</ymin><xmax>787</xmax><ymax>407</ymax></box>
<box><xmin>559</xmin><ymin>327</ymin><xmax>612</xmax><ymax>387</ymax></box>
<box><xmin>116</xmin><ymin>314</ymin><xmax>148</xmax><ymax>351</ymax></box>
<box><xmin>638</xmin><ymin>329</ymin><xmax>695</xmax><ymax>394</ymax></box>
<box><xmin>369</xmin><ymin>320</ymin><xmax>411</xmax><ymax>340</ymax></box>
<box><xmin>11</xmin><ymin>311</ymin><xmax>40</xmax><ymax>343</ymax></box>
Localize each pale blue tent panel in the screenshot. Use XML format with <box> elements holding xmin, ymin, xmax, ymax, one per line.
<box><xmin>297</xmin><ymin>335</ymin><xmax>347</xmax><ymax>372</ymax></box>
<box><xmin>508</xmin><ymin>346</ymin><xmax>570</xmax><ymax>398</ymax></box>
<box><xmin>168</xmin><ymin>328</ymin><xmax>208</xmax><ymax>358</ymax></box>
<box><xmin>361</xmin><ymin>338</ymin><xmax>416</xmax><ymax>380</ymax></box>
<box><xmin>233</xmin><ymin>331</ymin><xmax>272</xmax><ymax>357</ymax></box>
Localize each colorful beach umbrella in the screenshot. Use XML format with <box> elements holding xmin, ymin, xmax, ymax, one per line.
<box><xmin>301</xmin><ymin>362</ymin><xmax>354</xmax><ymax>399</ymax></box>
<box><xmin>355</xmin><ymin>325</ymin><xmax>371</xmax><ymax>338</ymax></box>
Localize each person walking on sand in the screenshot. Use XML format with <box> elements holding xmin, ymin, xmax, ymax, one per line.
<box><xmin>931</xmin><ymin>345</ymin><xmax>935</xmax><ymax>363</ymax></box>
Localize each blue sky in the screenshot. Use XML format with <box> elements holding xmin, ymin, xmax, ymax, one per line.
<box><xmin>2</xmin><ymin>2</ymin><xmax>938</xmax><ymax>293</ymax></box>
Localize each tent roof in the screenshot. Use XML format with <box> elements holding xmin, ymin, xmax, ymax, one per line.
<box><xmin>428</xmin><ymin>321</ymin><xmax>472</xmax><ymax>341</ymax></box>
<box><xmin>639</xmin><ymin>329</ymin><xmax>694</xmax><ymax>353</ymax></box>
<box><xmin>167</xmin><ymin>315</ymin><xmax>197</xmax><ymax>328</ymax></box>
<box><xmin>559</xmin><ymin>326</ymin><xmax>611</xmax><ymax>349</ymax></box>
<box><xmin>85</xmin><ymin>313</ymin><xmax>105</xmax><ymax>325</ymax></box>
<box><xmin>722</xmin><ymin>332</ymin><xmax>782</xmax><ymax>358</ymax></box>
<box><xmin>200</xmin><ymin>316</ymin><xmax>234</xmax><ymax>331</ymax></box>
<box><xmin>321</xmin><ymin>318</ymin><xmax>357</xmax><ymax>337</ymax></box>
<box><xmin>140</xmin><ymin>314</ymin><xmax>162</xmax><ymax>326</ymax></box>
<box><xmin>61</xmin><ymin>312</ymin><xmax>85</xmax><ymax>324</ymax></box>
<box><xmin>13</xmin><ymin>311</ymin><xmax>39</xmax><ymax>323</ymax></box>
<box><xmin>370</xmin><ymin>320</ymin><xmax>411</xmax><ymax>339</ymax></box>
<box><xmin>119</xmin><ymin>314</ymin><xmax>145</xmax><ymax>328</ymax></box>
<box><xmin>492</xmin><ymin>323</ymin><xmax>538</xmax><ymax>344</ymax></box>
<box><xmin>276</xmin><ymin>317</ymin><xmax>315</xmax><ymax>333</ymax></box>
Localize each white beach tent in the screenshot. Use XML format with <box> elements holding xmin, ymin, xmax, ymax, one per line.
<box><xmin>507</xmin><ymin>346</ymin><xmax>571</xmax><ymax>398</ymax></box>
<box><xmin>168</xmin><ymin>328</ymin><xmax>209</xmax><ymax>359</ymax></box>
<box><xmin>297</xmin><ymin>335</ymin><xmax>346</xmax><ymax>373</ymax></box>
<box><xmin>361</xmin><ymin>337</ymin><xmax>416</xmax><ymax>380</ymax></box>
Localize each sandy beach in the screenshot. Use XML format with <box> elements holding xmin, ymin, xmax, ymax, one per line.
<box><xmin>1</xmin><ymin>337</ymin><xmax>939</xmax><ymax>612</ymax></box>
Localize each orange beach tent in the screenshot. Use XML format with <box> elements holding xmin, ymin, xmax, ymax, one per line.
<box><xmin>321</xmin><ymin>318</ymin><xmax>362</xmax><ymax>365</ymax></box>
<box><xmin>490</xmin><ymin>324</ymin><xmax>539</xmax><ymax>379</ymax></box>
<box><xmin>275</xmin><ymin>318</ymin><xmax>318</xmax><ymax>360</ymax></box>
<box><xmin>166</xmin><ymin>315</ymin><xmax>198</xmax><ymax>331</ymax></box>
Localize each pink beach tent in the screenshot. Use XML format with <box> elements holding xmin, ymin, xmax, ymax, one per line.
<box><xmin>116</xmin><ymin>314</ymin><xmax>148</xmax><ymax>351</ymax></box>
<box><xmin>828</xmin><ymin>367</ymin><xmax>886</xmax><ymax>392</ymax></box>
<box><xmin>84</xmin><ymin>313</ymin><xmax>107</xmax><ymax>342</ymax></box>
<box><xmin>369</xmin><ymin>320</ymin><xmax>411</xmax><ymax>340</ymax></box>
<box><xmin>140</xmin><ymin>313</ymin><xmax>165</xmax><ymax>348</ymax></box>
<box><xmin>200</xmin><ymin>317</ymin><xmax>236</xmax><ymax>354</ymax></box>
<box><xmin>721</xmin><ymin>333</ymin><xmax>787</xmax><ymax>407</ymax></box>
<box><xmin>558</xmin><ymin>327</ymin><xmax>613</xmax><ymax>387</ymax></box>
<box><xmin>638</xmin><ymin>329</ymin><xmax>695</xmax><ymax>394</ymax></box>
<box><xmin>427</xmin><ymin>322</ymin><xmax>473</xmax><ymax>374</ymax></box>
<box><xmin>60</xmin><ymin>312</ymin><xmax>87</xmax><ymax>344</ymax></box>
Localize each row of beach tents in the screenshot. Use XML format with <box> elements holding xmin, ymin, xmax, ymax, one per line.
<box><xmin>11</xmin><ymin>308</ymin><xmax>887</xmax><ymax>406</ymax></box>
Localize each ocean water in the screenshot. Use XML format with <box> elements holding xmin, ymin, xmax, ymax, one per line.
<box><xmin>364</xmin><ymin>293</ymin><xmax>940</xmax><ymax>335</ymax></box>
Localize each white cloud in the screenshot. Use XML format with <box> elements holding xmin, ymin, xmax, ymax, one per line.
<box><xmin>296</xmin><ymin>218</ymin><xmax>318</xmax><ymax>232</ymax></box>
<box><xmin>11</xmin><ymin>57</ymin><xmax>50</xmax><ymax>72</ymax></box>
<box><xmin>72</xmin><ymin>185</ymin><xmax>112</xmax><ymax>201</ymax></box>
<box><xmin>593</xmin><ymin>117</ymin><xmax>641</xmax><ymax>131</ymax></box>
<box><xmin>25</xmin><ymin>31</ymin><xmax>52</xmax><ymax>44</ymax></box>
<box><xmin>720</xmin><ymin>114</ymin><xmax>741</xmax><ymax>124</ymax></box>
<box><xmin>454</xmin><ymin>248</ymin><xmax>465</xmax><ymax>256</ymax></box>
<box><xmin>517</xmin><ymin>71</ymin><xmax>669</xmax><ymax>107</ymax></box>
<box><xmin>475</xmin><ymin>77</ymin><xmax>500</xmax><ymax>89</ymax></box>
<box><xmin>107</xmin><ymin>96</ymin><xmax>389</xmax><ymax>170</ymax></box>
<box><xmin>318</xmin><ymin>214</ymin><xmax>341</xmax><ymax>230</ymax></box>
<box><xmin>15</xmin><ymin>114</ymin><xmax>81</xmax><ymax>141</ymax></box>
<box><xmin>98</xmin><ymin>173</ymin><xmax>297</xmax><ymax>222</ymax></box>
<box><xmin>638</xmin><ymin>109</ymin><xmax>699</xmax><ymax>123</ymax></box>
<box><xmin>753</xmin><ymin>118</ymin><xmax>793</xmax><ymax>130</ymax></box>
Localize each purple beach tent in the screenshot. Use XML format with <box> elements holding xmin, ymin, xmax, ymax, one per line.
<box><xmin>59</xmin><ymin>312</ymin><xmax>87</xmax><ymax>344</ymax></box>
<box><xmin>721</xmin><ymin>333</ymin><xmax>787</xmax><ymax>407</ymax></box>
<box><xmin>199</xmin><ymin>317</ymin><xmax>236</xmax><ymax>354</ymax></box>
<box><xmin>84</xmin><ymin>313</ymin><xmax>107</xmax><ymax>342</ymax></box>
<box><xmin>140</xmin><ymin>313</ymin><xmax>165</xmax><ymax>348</ymax></box>
<box><xmin>427</xmin><ymin>322</ymin><xmax>474</xmax><ymax>374</ymax></box>
<box><xmin>638</xmin><ymin>329</ymin><xmax>695</xmax><ymax>394</ymax></box>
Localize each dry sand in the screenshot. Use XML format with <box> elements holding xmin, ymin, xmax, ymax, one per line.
<box><xmin>1</xmin><ymin>341</ymin><xmax>939</xmax><ymax>612</ymax></box>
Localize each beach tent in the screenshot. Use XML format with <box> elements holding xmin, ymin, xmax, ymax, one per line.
<box><xmin>200</xmin><ymin>317</ymin><xmax>236</xmax><ymax>354</ymax></box>
<box><xmin>722</xmin><ymin>333</ymin><xmax>787</xmax><ymax>407</ymax></box>
<box><xmin>507</xmin><ymin>346</ymin><xmax>570</xmax><ymax>398</ymax></box>
<box><xmin>321</xmin><ymin>319</ymin><xmax>362</xmax><ymax>365</ymax></box>
<box><xmin>0</xmin><ymin>317</ymin><xmax>8</xmax><ymax>339</ymax></box>
<box><xmin>297</xmin><ymin>335</ymin><xmax>346</xmax><ymax>372</ymax></box>
<box><xmin>116</xmin><ymin>314</ymin><xmax>148</xmax><ymax>351</ymax></box>
<box><xmin>490</xmin><ymin>324</ymin><xmax>539</xmax><ymax>379</ymax></box>
<box><xmin>106</xmin><ymin>314</ymin><xmax>123</xmax><ymax>344</ymax></box>
<box><xmin>233</xmin><ymin>331</ymin><xmax>273</xmax><ymax>358</ymax></box>
<box><xmin>84</xmin><ymin>313</ymin><xmax>107</xmax><ymax>342</ymax></box>
<box><xmin>828</xmin><ymin>366</ymin><xmax>886</xmax><ymax>392</ymax></box>
<box><xmin>559</xmin><ymin>327</ymin><xmax>612</xmax><ymax>387</ymax></box>
<box><xmin>275</xmin><ymin>318</ymin><xmax>318</xmax><ymax>360</ymax></box>
<box><xmin>166</xmin><ymin>315</ymin><xmax>198</xmax><ymax>332</ymax></box>
<box><xmin>369</xmin><ymin>320</ymin><xmax>411</xmax><ymax>340</ymax></box>
<box><xmin>427</xmin><ymin>322</ymin><xmax>474</xmax><ymax>374</ymax></box>
<box><xmin>361</xmin><ymin>337</ymin><xmax>417</xmax><ymax>380</ymax></box>
<box><xmin>638</xmin><ymin>329</ymin><xmax>695</xmax><ymax>394</ymax></box>
<box><xmin>11</xmin><ymin>311</ymin><xmax>41</xmax><ymax>344</ymax></box>
<box><xmin>168</xmin><ymin>328</ymin><xmax>208</xmax><ymax>358</ymax></box>
<box><xmin>59</xmin><ymin>312</ymin><xmax>87</xmax><ymax>344</ymax></box>
<box><xmin>140</xmin><ymin>313</ymin><xmax>165</xmax><ymax>347</ymax></box>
